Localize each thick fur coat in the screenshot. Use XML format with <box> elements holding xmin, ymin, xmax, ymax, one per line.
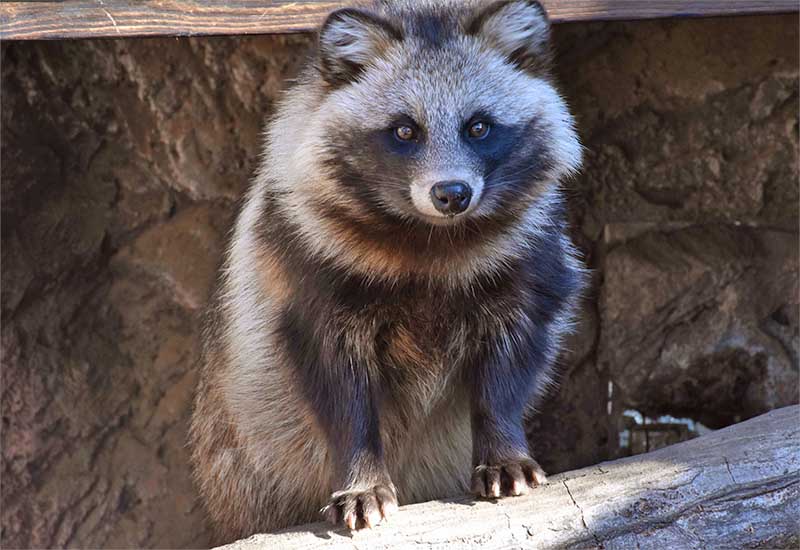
<box><xmin>190</xmin><ymin>0</ymin><xmax>585</xmax><ymax>543</ymax></box>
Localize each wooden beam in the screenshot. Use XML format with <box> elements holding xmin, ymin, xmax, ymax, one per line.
<box><xmin>1</xmin><ymin>1</ymin><xmax>798</xmax><ymax>41</ymax></box>
<box><xmin>215</xmin><ymin>406</ymin><xmax>800</xmax><ymax>550</ymax></box>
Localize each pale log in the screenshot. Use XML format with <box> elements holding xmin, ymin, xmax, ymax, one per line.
<box><xmin>216</xmin><ymin>406</ymin><xmax>800</xmax><ymax>550</ymax></box>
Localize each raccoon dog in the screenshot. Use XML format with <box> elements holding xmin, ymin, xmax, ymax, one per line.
<box><xmin>190</xmin><ymin>0</ymin><xmax>584</xmax><ymax>542</ymax></box>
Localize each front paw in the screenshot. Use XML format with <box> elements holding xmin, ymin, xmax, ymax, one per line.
<box><xmin>471</xmin><ymin>458</ymin><xmax>547</xmax><ymax>499</ymax></box>
<box><xmin>322</xmin><ymin>483</ymin><xmax>398</xmax><ymax>529</ymax></box>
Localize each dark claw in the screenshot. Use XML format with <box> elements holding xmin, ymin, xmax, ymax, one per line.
<box><xmin>471</xmin><ymin>458</ymin><xmax>548</xmax><ymax>499</ymax></box>
<box><xmin>323</xmin><ymin>484</ymin><xmax>398</xmax><ymax>530</ymax></box>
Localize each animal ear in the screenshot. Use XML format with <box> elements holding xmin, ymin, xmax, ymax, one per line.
<box><xmin>318</xmin><ymin>8</ymin><xmax>402</xmax><ymax>86</ymax></box>
<box><xmin>467</xmin><ymin>0</ymin><xmax>552</xmax><ymax>72</ymax></box>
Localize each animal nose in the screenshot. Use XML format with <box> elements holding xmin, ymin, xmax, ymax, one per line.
<box><xmin>430</xmin><ymin>181</ymin><xmax>472</xmax><ymax>215</ymax></box>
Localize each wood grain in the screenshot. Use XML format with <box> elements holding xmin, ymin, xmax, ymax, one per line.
<box><xmin>1</xmin><ymin>1</ymin><xmax>798</xmax><ymax>41</ymax></box>
<box><xmin>216</xmin><ymin>406</ymin><xmax>800</xmax><ymax>550</ymax></box>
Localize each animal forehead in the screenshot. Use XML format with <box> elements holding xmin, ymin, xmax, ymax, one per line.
<box><xmin>378</xmin><ymin>45</ymin><xmax>535</xmax><ymax>126</ymax></box>
<box><xmin>380</xmin><ymin>0</ymin><xmax>485</xmax><ymax>34</ymax></box>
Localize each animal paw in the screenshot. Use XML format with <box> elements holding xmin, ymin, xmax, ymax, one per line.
<box><xmin>322</xmin><ymin>483</ymin><xmax>398</xmax><ymax>529</ymax></box>
<box><xmin>471</xmin><ymin>458</ymin><xmax>547</xmax><ymax>498</ymax></box>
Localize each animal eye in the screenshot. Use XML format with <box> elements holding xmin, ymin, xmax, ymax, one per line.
<box><xmin>395</xmin><ymin>125</ymin><xmax>416</xmax><ymax>141</ymax></box>
<box><xmin>468</xmin><ymin>120</ymin><xmax>490</xmax><ymax>139</ymax></box>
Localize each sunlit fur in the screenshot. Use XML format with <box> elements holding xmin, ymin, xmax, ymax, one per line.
<box><xmin>190</xmin><ymin>0</ymin><xmax>585</xmax><ymax>544</ymax></box>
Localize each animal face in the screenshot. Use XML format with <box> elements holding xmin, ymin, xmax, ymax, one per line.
<box><xmin>314</xmin><ymin>0</ymin><xmax>581</xmax><ymax>229</ymax></box>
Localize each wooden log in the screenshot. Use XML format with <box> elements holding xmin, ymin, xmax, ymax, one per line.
<box><xmin>1</xmin><ymin>0</ymin><xmax>798</xmax><ymax>41</ymax></box>
<box><xmin>216</xmin><ymin>405</ymin><xmax>800</xmax><ymax>550</ymax></box>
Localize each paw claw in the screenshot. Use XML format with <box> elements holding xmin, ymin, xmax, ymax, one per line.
<box><xmin>380</xmin><ymin>501</ymin><xmax>398</xmax><ymax>519</ymax></box>
<box><xmin>324</xmin><ymin>483</ymin><xmax>398</xmax><ymax>530</ymax></box>
<box><xmin>471</xmin><ymin>458</ymin><xmax>547</xmax><ymax>499</ymax></box>
<box><xmin>523</xmin><ymin>461</ymin><xmax>548</xmax><ymax>486</ymax></box>
<box><xmin>512</xmin><ymin>479</ymin><xmax>528</xmax><ymax>496</ymax></box>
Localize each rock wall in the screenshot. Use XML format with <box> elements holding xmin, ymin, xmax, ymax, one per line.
<box><xmin>1</xmin><ymin>14</ymin><xmax>797</xmax><ymax>549</ymax></box>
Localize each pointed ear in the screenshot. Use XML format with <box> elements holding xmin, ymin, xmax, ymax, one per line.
<box><xmin>318</xmin><ymin>8</ymin><xmax>402</xmax><ymax>86</ymax></box>
<box><xmin>467</xmin><ymin>0</ymin><xmax>552</xmax><ymax>73</ymax></box>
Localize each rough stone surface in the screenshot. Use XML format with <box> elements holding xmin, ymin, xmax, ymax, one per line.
<box><xmin>1</xmin><ymin>14</ymin><xmax>797</xmax><ymax>549</ymax></box>
<box><xmin>601</xmin><ymin>225</ymin><xmax>798</xmax><ymax>429</ymax></box>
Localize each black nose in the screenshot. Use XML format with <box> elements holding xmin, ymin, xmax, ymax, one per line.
<box><xmin>430</xmin><ymin>181</ymin><xmax>472</xmax><ymax>215</ymax></box>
